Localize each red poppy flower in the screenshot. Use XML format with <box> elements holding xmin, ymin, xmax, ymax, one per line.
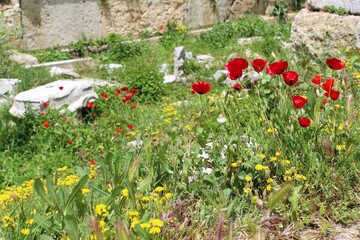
<box><xmin>128</xmin><ymin>124</ymin><xmax>134</xmax><ymax>130</ymax></box>
<box><xmin>225</xmin><ymin>58</ymin><xmax>248</xmax><ymax>80</ymax></box>
<box><xmin>115</xmin><ymin>92</ymin><xmax>120</xmax><ymax>97</ymax></box>
<box><xmin>329</xmin><ymin>89</ymin><xmax>340</xmax><ymax>100</ymax></box>
<box><xmin>292</xmin><ymin>96</ymin><xmax>308</xmax><ymax>109</ymax></box>
<box><xmin>92</xmin><ymin>113</ymin><xmax>97</xmax><ymax>117</ymax></box>
<box><xmin>131</xmin><ymin>89</ymin><xmax>138</xmax><ymax>94</ymax></box>
<box><xmin>311</xmin><ymin>75</ymin><xmax>322</xmax><ymax>85</ymax></box>
<box><xmin>101</xmin><ymin>93</ymin><xmax>108</xmax><ymax>99</ymax></box>
<box><xmin>282</xmin><ymin>71</ymin><xmax>299</xmax><ymax>86</ymax></box>
<box><xmin>115</xmin><ymin>89</ymin><xmax>121</xmax><ymax>94</ymax></box>
<box><xmin>126</xmin><ymin>92</ymin><xmax>133</xmax><ymax>99</ymax></box>
<box><xmin>298</xmin><ymin>117</ymin><xmax>311</xmax><ymax>128</ymax></box>
<box><xmin>42</xmin><ymin>102</ymin><xmax>49</xmax><ymax>107</ymax></box>
<box><xmin>59</xmin><ymin>86</ymin><xmax>64</xmax><ymax>90</ymax></box>
<box><xmin>252</xmin><ymin>59</ymin><xmax>267</xmax><ymax>72</ymax></box>
<box><xmin>192</xmin><ymin>81</ymin><xmax>212</xmax><ymax>94</ymax></box>
<box><xmin>43</xmin><ymin>122</ymin><xmax>50</xmax><ymax>128</ymax></box>
<box><xmin>131</xmin><ymin>105</ymin><xmax>137</xmax><ymax>109</ymax></box>
<box><xmin>102</xmin><ymin>112</ymin><xmax>107</xmax><ymax>115</ymax></box>
<box><xmin>63</xmin><ymin>117</ymin><xmax>68</xmax><ymax>121</ymax></box>
<box><xmin>326</xmin><ymin>58</ymin><xmax>345</xmax><ymax>70</ymax></box>
<box><xmin>68</xmin><ymin>140</ymin><xmax>73</xmax><ymax>145</ymax></box>
<box><xmin>266</xmin><ymin>60</ymin><xmax>288</xmax><ymax>75</ymax></box>
<box><xmin>147</xmin><ymin>101</ymin><xmax>152</xmax><ymax>105</ymax></box>
<box><xmin>159</xmin><ymin>25</ymin><xmax>165</xmax><ymax>31</ymax></box>
<box><xmin>40</xmin><ymin>111</ymin><xmax>46</xmax><ymax>115</ymax></box>
<box><xmin>87</xmin><ymin>102</ymin><xmax>95</xmax><ymax>108</ymax></box>
<box><xmin>90</xmin><ymin>160</ymin><xmax>96</xmax><ymax>165</ymax></box>
<box><xmin>116</xmin><ymin>128</ymin><xmax>122</xmax><ymax>133</ymax></box>
<box><xmin>321</xmin><ymin>78</ymin><xmax>335</xmax><ymax>91</ymax></box>
<box><xmin>121</xmin><ymin>86</ymin><xmax>129</xmax><ymax>91</ymax></box>
<box><xmin>233</xmin><ymin>83</ymin><xmax>243</xmax><ymax>91</ymax></box>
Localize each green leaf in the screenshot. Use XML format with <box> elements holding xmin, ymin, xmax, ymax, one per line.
<box><xmin>33</xmin><ymin>214</ymin><xmax>61</xmax><ymax>234</ymax></box>
<box><xmin>64</xmin><ymin>175</ymin><xmax>88</xmax><ymax>214</ymax></box>
<box><xmin>138</xmin><ymin>175</ymin><xmax>152</xmax><ymax>192</ymax></box>
<box><xmin>134</xmin><ymin>224</ymin><xmax>151</xmax><ymax>240</ymax></box>
<box><xmin>39</xmin><ymin>235</ymin><xmax>54</xmax><ymax>240</ymax></box>
<box><xmin>45</xmin><ymin>176</ymin><xmax>63</xmax><ymax>214</ymax></box>
<box><xmin>267</xmin><ymin>183</ymin><xmax>293</xmax><ymax>210</ymax></box>
<box><xmin>34</xmin><ymin>178</ymin><xmax>53</xmax><ymax>206</ymax></box>
<box><xmin>64</xmin><ymin>215</ymin><xmax>80</xmax><ymax>240</ymax></box>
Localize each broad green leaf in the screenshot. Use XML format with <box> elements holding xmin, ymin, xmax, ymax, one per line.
<box><xmin>64</xmin><ymin>175</ymin><xmax>88</xmax><ymax>214</ymax></box>
<box><xmin>34</xmin><ymin>178</ymin><xmax>53</xmax><ymax>206</ymax></box>
<box><xmin>134</xmin><ymin>224</ymin><xmax>151</xmax><ymax>240</ymax></box>
<box><xmin>64</xmin><ymin>215</ymin><xmax>80</xmax><ymax>240</ymax></box>
<box><xmin>267</xmin><ymin>183</ymin><xmax>293</xmax><ymax>210</ymax></box>
<box><xmin>46</xmin><ymin>176</ymin><xmax>63</xmax><ymax>214</ymax></box>
<box><xmin>39</xmin><ymin>235</ymin><xmax>54</xmax><ymax>240</ymax></box>
<box><xmin>33</xmin><ymin>214</ymin><xmax>61</xmax><ymax>234</ymax></box>
<box><xmin>137</xmin><ymin>175</ymin><xmax>152</xmax><ymax>192</ymax></box>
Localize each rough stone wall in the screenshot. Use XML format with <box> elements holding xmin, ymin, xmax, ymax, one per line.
<box><xmin>20</xmin><ymin>0</ymin><xmax>102</xmax><ymax>50</ymax></box>
<box><xmin>2</xmin><ymin>0</ymin><xmax>293</xmax><ymax>49</ymax></box>
<box><xmin>0</xmin><ymin>0</ymin><xmax>21</xmax><ymax>45</ymax></box>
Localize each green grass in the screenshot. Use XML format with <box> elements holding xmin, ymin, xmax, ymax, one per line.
<box><xmin>0</xmin><ymin>15</ymin><xmax>359</xmax><ymax>239</ymax></box>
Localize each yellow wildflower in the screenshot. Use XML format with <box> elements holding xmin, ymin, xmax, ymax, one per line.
<box><xmin>270</xmin><ymin>157</ymin><xmax>277</xmax><ymax>161</ymax></box>
<box><xmin>243</xmin><ymin>188</ymin><xmax>251</xmax><ymax>194</ymax></box>
<box><xmin>184</xmin><ymin>125</ymin><xmax>191</xmax><ymax>131</ymax></box>
<box><xmin>26</xmin><ymin>219</ymin><xmax>34</xmax><ymax>225</ymax></box>
<box><xmin>155</xmin><ymin>186</ymin><xmax>164</xmax><ymax>192</ymax></box>
<box><xmin>165</xmin><ymin>193</ymin><xmax>172</xmax><ymax>199</ymax></box>
<box><xmin>256</xmin><ymin>153</ymin><xmax>266</xmax><ymax>159</ymax></box>
<box><xmin>266</xmin><ymin>128</ymin><xmax>276</xmax><ymax>133</ymax></box>
<box><xmin>149</xmin><ymin>227</ymin><xmax>161</xmax><ymax>234</ymax></box>
<box><xmin>122</xmin><ymin>188</ymin><xmax>129</xmax><ymax>198</ymax></box>
<box><xmin>57</xmin><ymin>166</ymin><xmax>68</xmax><ymax>172</ymax></box>
<box><xmin>150</xmin><ymin>218</ymin><xmax>164</xmax><ymax>227</ymax></box>
<box><xmin>141</xmin><ymin>196</ymin><xmax>151</xmax><ymax>201</ymax></box>
<box><xmin>266</xmin><ymin>185</ymin><xmax>272</xmax><ymax>191</ymax></box>
<box><xmin>81</xmin><ymin>188</ymin><xmax>90</xmax><ymax>196</ymax></box>
<box><xmin>275</xmin><ymin>151</ymin><xmax>281</xmax><ymax>156</ymax></box>
<box><xmin>338</xmin><ymin>124</ymin><xmax>344</xmax><ymax>131</ymax></box>
<box><xmin>230</xmin><ymin>162</ymin><xmax>238</xmax><ymax>168</ymax></box>
<box><xmin>131</xmin><ymin>218</ymin><xmax>140</xmax><ymax>228</ymax></box>
<box><xmin>253</xmin><ymin>196</ymin><xmax>259</xmax><ymax>201</ymax></box>
<box><xmin>21</xmin><ymin>228</ymin><xmax>30</xmax><ymax>236</ymax></box>
<box><xmin>259</xmin><ymin>117</ymin><xmax>266</xmax><ymax>122</ymax></box>
<box><xmin>336</xmin><ymin>145</ymin><xmax>346</xmax><ymax>151</ymax></box>
<box><xmin>129</xmin><ymin>210</ymin><xmax>139</xmax><ymax>217</ymax></box>
<box><xmin>140</xmin><ymin>223</ymin><xmax>151</xmax><ymax>229</ymax></box>
<box><xmin>267</xmin><ymin>178</ymin><xmax>274</xmax><ymax>184</ymax></box>
<box><xmin>245</xmin><ymin>175</ymin><xmax>252</xmax><ymax>182</ymax></box>
<box><xmin>95</xmin><ymin>203</ymin><xmax>109</xmax><ymax>217</ymax></box>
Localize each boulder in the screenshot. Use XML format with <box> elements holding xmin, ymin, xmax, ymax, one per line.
<box><xmin>291</xmin><ymin>9</ymin><xmax>360</xmax><ymax>56</ymax></box>
<box><xmin>196</xmin><ymin>54</ymin><xmax>214</xmax><ymax>63</ymax></box>
<box><xmin>308</xmin><ymin>0</ymin><xmax>360</xmax><ymax>15</ymax></box>
<box><xmin>174</xmin><ymin>46</ymin><xmax>185</xmax><ymax>77</ymax></box>
<box><xmin>99</xmin><ymin>63</ymin><xmax>123</xmax><ymax>73</ymax></box>
<box><xmin>9</xmin><ymin>80</ymin><xmax>99</xmax><ymax>117</ymax></box>
<box><xmin>9</xmin><ymin>52</ymin><xmax>38</xmax><ymax>66</ymax></box>
<box><xmin>163</xmin><ymin>75</ymin><xmax>176</xmax><ymax>84</ymax></box>
<box><xmin>50</xmin><ymin>67</ymin><xmax>80</xmax><ymax>78</ymax></box>
<box><xmin>0</xmin><ymin>78</ymin><xmax>20</xmax><ymax>106</ymax></box>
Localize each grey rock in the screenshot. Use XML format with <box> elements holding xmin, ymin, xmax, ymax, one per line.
<box><xmin>163</xmin><ymin>75</ymin><xmax>176</xmax><ymax>84</ymax></box>
<box><xmin>9</xmin><ymin>52</ymin><xmax>38</xmax><ymax>66</ymax></box>
<box><xmin>237</xmin><ymin>36</ymin><xmax>262</xmax><ymax>45</ymax></box>
<box><xmin>174</xmin><ymin>46</ymin><xmax>185</xmax><ymax>76</ymax></box>
<box><xmin>291</xmin><ymin>9</ymin><xmax>360</xmax><ymax>56</ymax></box>
<box><xmin>0</xmin><ymin>78</ymin><xmax>20</xmax><ymax>106</ymax></box>
<box><xmin>185</xmin><ymin>51</ymin><xmax>193</xmax><ymax>59</ymax></box>
<box><xmin>9</xmin><ymin>80</ymin><xmax>99</xmax><ymax>117</ymax></box>
<box><xmin>196</xmin><ymin>54</ymin><xmax>214</xmax><ymax>63</ymax></box>
<box><xmin>213</xmin><ymin>70</ymin><xmax>228</xmax><ymax>82</ymax></box>
<box><xmin>100</xmin><ymin>63</ymin><xmax>123</xmax><ymax>73</ymax></box>
<box><xmin>50</xmin><ymin>67</ymin><xmax>80</xmax><ymax>78</ymax></box>
<box><xmin>308</xmin><ymin>0</ymin><xmax>360</xmax><ymax>15</ymax></box>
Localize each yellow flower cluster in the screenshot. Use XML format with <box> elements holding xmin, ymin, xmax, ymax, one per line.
<box><xmin>0</xmin><ymin>179</ymin><xmax>34</xmax><ymax>210</ymax></box>
<box><xmin>57</xmin><ymin>174</ymin><xmax>80</xmax><ymax>186</ymax></box>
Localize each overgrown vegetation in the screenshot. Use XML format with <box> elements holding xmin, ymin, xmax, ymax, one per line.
<box><xmin>0</xmin><ymin>14</ymin><xmax>359</xmax><ymax>239</ymax></box>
